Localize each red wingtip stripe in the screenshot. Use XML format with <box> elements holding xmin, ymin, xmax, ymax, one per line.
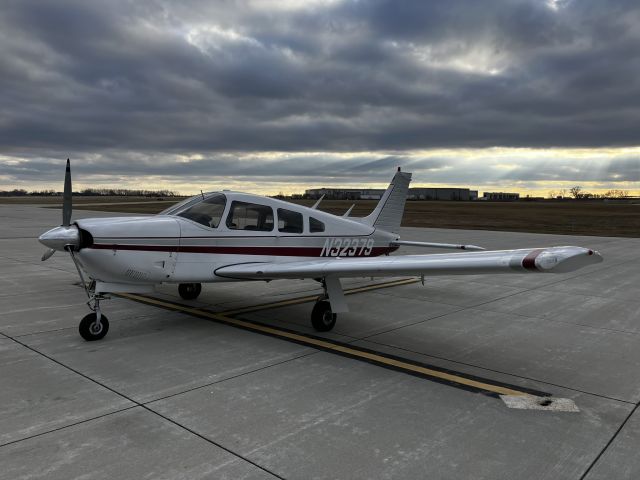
<box><xmin>522</xmin><ymin>249</ymin><xmax>544</xmax><ymax>271</ymax></box>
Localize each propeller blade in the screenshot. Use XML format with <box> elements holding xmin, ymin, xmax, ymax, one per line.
<box><xmin>41</xmin><ymin>248</ymin><xmax>56</xmax><ymax>261</ymax></box>
<box><xmin>62</xmin><ymin>158</ymin><xmax>72</xmax><ymax>227</ymax></box>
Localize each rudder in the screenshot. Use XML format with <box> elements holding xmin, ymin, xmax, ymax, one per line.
<box><xmin>360</xmin><ymin>169</ymin><xmax>411</xmax><ymax>234</ymax></box>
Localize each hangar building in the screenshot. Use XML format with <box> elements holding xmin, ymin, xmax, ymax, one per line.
<box><xmin>305</xmin><ymin>187</ymin><xmax>479</xmax><ymax>201</ymax></box>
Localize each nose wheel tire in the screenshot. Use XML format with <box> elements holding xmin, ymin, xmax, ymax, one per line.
<box><xmin>178</xmin><ymin>283</ymin><xmax>202</xmax><ymax>300</ymax></box>
<box><xmin>79</xmin><ymin>313</ymin><xmax>109</xmax><ymax>341</ymax></box>
<box><xmin>311</xmin><ymin>300</ymin><xmax>337</xmax><ymax>332</ymax></box>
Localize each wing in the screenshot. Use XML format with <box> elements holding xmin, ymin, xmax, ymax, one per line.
<box><xmin>215</xmin><ymin>246</ymin><xmax>602</xmax><ymax>280</ymax></box>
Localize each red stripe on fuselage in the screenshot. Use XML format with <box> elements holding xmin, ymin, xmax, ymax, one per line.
<box><xmin>89</xmin><ymin>244</ymin><xmax>398</xmax><ymax>257</ymax></box>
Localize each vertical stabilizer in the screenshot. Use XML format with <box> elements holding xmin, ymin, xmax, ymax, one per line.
<box><xmin>359</xmin><ymin>169</ymin><xmax>411</xmax><ymax>233</ymax></box>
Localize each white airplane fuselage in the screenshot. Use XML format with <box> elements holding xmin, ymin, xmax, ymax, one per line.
<box><xmin>69</xmin><ymin>192</ymin><xmax>398</xmax><ymax>287</ymax></box>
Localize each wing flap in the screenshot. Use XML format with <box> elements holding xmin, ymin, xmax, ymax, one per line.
<box><xmin>391</xmin><ymin>240</ymin><xmax>485</xmax><ymax>251</ymax></box>
<box><xmin>215</xmin><ymin>246</ymin><xmax>602</xmax><ymax>280</ymax></box>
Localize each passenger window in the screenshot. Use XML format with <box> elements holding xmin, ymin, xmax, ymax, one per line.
<box><xmin>309</xmin><ymin>217</ymin><xmax>325</xmax><ymax>233</ymax></box>
<box><xmin>226</xmin><ymin>201</ymin><xmax>274</xmax><ymax>231</ymax></box>
<box><xmin>277</xmin><ymin>208</ymin><xmax>303</xmax><ymax>234</ymax></box>
<box><xmin>176</xmin><ymin>194</ymin><xmax>226</xmax><ymax>228</ymax></box>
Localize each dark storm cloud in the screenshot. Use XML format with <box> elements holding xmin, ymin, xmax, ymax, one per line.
<box><xmin>3</xmin><ymin>149</ymin><xmax>638</xmax><ymax>192</ymax></box>
<box><xmin>0</xmin><ymin>0</ymin><xmax>639</xmax><ymax>187</ymax></box>
<box><xmin>0</xmin><ymin>152</ymin><xmax>443</xmax><ymax>183</ymax></box>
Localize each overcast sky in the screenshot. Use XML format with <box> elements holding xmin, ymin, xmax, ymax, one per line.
<box><xmin>1</xmin><ymin>0</ymin><xmax>639</xmax><ymax>194</ymax></box>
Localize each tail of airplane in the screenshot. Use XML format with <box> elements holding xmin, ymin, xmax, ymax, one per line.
<box><xmin>357</xmin><ymin>168</ymin><xmax>412</xmax><ymax>234</ymax></box>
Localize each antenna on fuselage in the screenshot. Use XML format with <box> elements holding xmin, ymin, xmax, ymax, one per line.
<box><xmin>200</xmin><ymin>190</ymin><xmax>205</xmax><ymax>200</ymax></box>
<box><xmin>311</xmin><ymin>194</ymin><xmax>325</xmax><ymax>210</ymax></box>
<box><xmin>342</xmin><ymin>204</ymin><xmax>355</xmax><ymax>217</ymax></box>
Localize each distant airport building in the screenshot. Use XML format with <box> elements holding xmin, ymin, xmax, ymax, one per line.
<box><xmin>482</xmin><ymin>192</ymin><xmax>520</xmax><ymax>201</ymax></box>
<box><xmin>408</xmin><ymin>188</ymin><xmax>474</xmax><ymax>201</ymax></box>
<box><xmin>305</xmin><ymin>188</ymin><xmax>385</xmax><ymax>200</ymax></box>
<box><xmin>305</xmin><ymin>187</ymin><xmax>479</xmax><ymax>201</ymax></box>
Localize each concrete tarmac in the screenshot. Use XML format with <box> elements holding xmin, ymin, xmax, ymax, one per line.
<box><xmin>1</xmin><ymin>205</ymin><xmax>639</xmax><ymax>479</ymax></box>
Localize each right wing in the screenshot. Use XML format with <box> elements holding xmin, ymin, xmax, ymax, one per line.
<box><xmin>215</xmin><ymin>246</ymin><xmax>602</xmax><ymax>280</ymax></box>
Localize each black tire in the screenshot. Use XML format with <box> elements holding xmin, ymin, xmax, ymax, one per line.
<box><xmin>178</xmin><ymin>283</ymin><xmax>202</xmax><ymax>300</ymax></box>
<box><xmin>311</xmin><ymin>300</ymin><xmax>337</xmax><ymax>332</ymax></box>
<box><xmin>79</xmin><ymin>313</ymin><xmax>109</xmax><ymax>341</ymax></box>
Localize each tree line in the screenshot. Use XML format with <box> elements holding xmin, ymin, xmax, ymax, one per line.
<box><xmin>0</xmin><ymin>188</ymin><xmax>179</xmax><ymax>197</ymax></box>
<box><xmin>548</xmin><ymin>187</ymin><xmax>630</xmax><ymax>199</ymax></box>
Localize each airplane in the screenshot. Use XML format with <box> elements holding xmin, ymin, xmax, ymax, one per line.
<box><xmin>38</xmin><ymin>160</ymin><xmax>603</xmax><ymax>341</ymax></box>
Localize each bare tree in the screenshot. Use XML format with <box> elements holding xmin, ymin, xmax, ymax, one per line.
<box><xmin>569</xmin><ymin>186</ymin><xmax>583</xmax><ymax>199</ymax></box>
<box><xmin>604</xmin><ymin>189</ymin><xmax>629</xmax><ymax>198</ymax></box>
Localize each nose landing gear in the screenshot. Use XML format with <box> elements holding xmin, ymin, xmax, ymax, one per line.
<box><xmin>79</xmin><ymin>287</ymin><xmax>110</xmax><ymax>341</ymax></box>
<box><xmin>68</xmin><ymin>249</ymin><xmax>111</xmax><ymax>341</ymax></box>
<box><xmin>79</xmin><ymin>311</ymin><xmax>109</xmax><ymax>341</ymax></box>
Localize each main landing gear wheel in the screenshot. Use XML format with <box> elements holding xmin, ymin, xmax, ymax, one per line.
<box><xmin>79</xmin><ymin>312</ymin><xmax>109</xmax><ymax>341</ymax></box>
<box><xmin>311</xmin><ymin>300</ymin><xmax>337</xmax><ymax>332</ymax></box>
<box><xmin>178</xmin><ymin>283</ymin><xmax>202</xmax><ymax>300</ymax></box>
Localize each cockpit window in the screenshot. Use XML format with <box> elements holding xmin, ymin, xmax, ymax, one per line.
<box><xmin>309</xmin><ymin>217</ymin><xmax>325</xmax><ymax>233</ymax></box>
<box><xmin>175</xmin><ymin>194</ymin><xmax>227</xmax><ymax>228</ymax></box>
<box><xmin>277</xmin><ymin>208</ymin><xmax>303</xmax><ymax>234</ymax></box>
<box><xmin>226</xmin><ymin>201</ymin><xmax>274</xmax><ymax>231</ymax></box>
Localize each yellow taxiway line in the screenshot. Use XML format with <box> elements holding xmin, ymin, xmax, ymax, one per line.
<box><xmin>118</xmin><ymin>278</ymin><xmax>540</xmax><ymax>398</ymax></box>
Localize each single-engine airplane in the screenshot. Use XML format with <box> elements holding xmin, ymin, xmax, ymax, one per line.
<box><xmin>39</xmin><ymin>160</ymin><xmax>603</xmax><ymax>341</ymax></box>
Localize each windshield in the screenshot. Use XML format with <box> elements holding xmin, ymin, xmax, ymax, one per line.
<box><xmin>165</xmin><ymin>193</ymin><xmax>227</xmax><ymax>228</ymax></box>
<box><xmin>158</xmin><ymin>194</ymin><xmax>203</xmax><ymax>216</ymax></box>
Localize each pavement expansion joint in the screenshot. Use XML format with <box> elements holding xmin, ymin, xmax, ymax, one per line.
<box><xmin>0</xmin><ymin>405</ymin><xmax>140</xmax><ymax>449</ymax></box>
<box><xmin>143</xmin><ymin>350</ymin><xmax>320</xmax><ymax>406</ymax></box>
<box><xmin>578</xmin><ymin>402</ymin><xmax>640</xmax><ymax>480</ymax></box>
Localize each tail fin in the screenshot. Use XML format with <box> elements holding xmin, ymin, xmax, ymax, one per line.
<box><xmin>359</xmin><ymin>169</ymin><xmax>411</xmax><ymax>233</ymax></box>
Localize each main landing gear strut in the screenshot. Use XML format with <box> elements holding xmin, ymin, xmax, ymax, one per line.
<box><xmin>311</xmin><ymin>279</ymin><xmax>337</xmax><ymax>332</ymax></box>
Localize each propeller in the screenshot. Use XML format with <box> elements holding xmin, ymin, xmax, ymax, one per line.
<box><xmin>62</xmin><ymin>158</ymin><xmax>72</xmax><ymax>227</ymax></box>
<box><xmin>41</xmin><ymin>248</ymin><xmax>56</xmax><ymax>261</ymax></box>
<box><xmin>39</xmin><ymin>158</ymin><xmax>76</xmax><ymax>261</ymax></box>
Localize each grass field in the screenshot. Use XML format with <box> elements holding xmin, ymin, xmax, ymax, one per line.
<box><xmin>2</xmin><ymin>196</ymin><xmax>638</xmax><ymax>237</ymax></box>
<box><xmin>293</xmin><ymin>200</ymin><xmax>640</xmax><ymax>238</ymax></box>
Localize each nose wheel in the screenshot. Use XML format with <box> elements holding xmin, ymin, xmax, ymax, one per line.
<box><xmin>178</xmin><ymin>283</ymin><xmax>202</xmax><ymax>300</ymax></box>
<box><xmin>79</xmin><ymin>312</ymin><xmax>109</xmax><ymax>341</ymax></box>
<box><xmin>79</xmin><ymin>290</ymin><xmax>109</xmax><ymax>341</ymax></box>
